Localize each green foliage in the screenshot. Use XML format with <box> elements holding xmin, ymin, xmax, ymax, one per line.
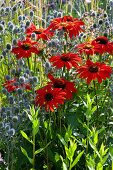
<box><xmin>57</xmin><ymin>130</ymin><xmax>84</xmax><ymax>170</ymax></box>
<box><xmin>20</xmin><ymin>106</ymin><xmax>50</xmax><ymax>169</ymax></box>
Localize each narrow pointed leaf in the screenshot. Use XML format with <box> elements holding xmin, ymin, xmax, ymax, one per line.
<box><xmin>58</xmin><ymin>134</ymin><xmax>67</xmax><ymax>147</ymax></box>
<box><xmin>35</xmin><ymin>141</ymin><xmax>51</xmax><ymax>155</ymax></box>
<box><xmin>71</xmin><ymin>150</ymin><xmax>84</xmax><ymax>168</ymax></box>
<box><xmin>63</xmin><ymin>162</ymin><xmax>67</xmax><ymax>170</ymax></box>
<box><xmin>21</xmin><ymin>147</ymin><xmax>33</xmax><ymax>164</ymax></box>
<box><xmin>20</xmin><ymin>130</ymin><xmax>34</xmax><ymax>145</ymax></box>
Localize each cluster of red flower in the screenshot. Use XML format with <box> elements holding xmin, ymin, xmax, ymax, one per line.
<box><xmin>3</xmin><ymin>77</ymin><xmax>32</xmax><ymax>92</ymax></box>
<box><xmin>35</xmin><ymin>73</ymin><xmax>78</xmax><ymax>112</ymax></box>
<box><xmin>9</xmin><ymin>15</ymin><xmax>113</xmax><ymax>112</ymax></box>
<box><xmin>11</xmin><ymin>16</ymin><xmax>85</xmax><ymax>59</ymax></box>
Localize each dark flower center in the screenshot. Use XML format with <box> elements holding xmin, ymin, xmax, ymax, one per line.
<box><xmin>95</xmin><ymin>37</ymin><xmax>108</xmax><ymax>44</ymax></box>
<box><xmin>84</xmin><ymin>44</ymin><xmax>93</xmax><ymax>49</ymax></box>
<box><xmin>62</xmin><ymin>16</ymin><xmax>74</xmax><ymax>22</ymax></box>
<box><xmin>33</xmin><ymin>29</ymin><xmax>43</xmax><ymax>34</ymax></box>
<box><xmin>21</xmin><ymin>43</ymin><xmax>32</xmax><ymax>50</ymax></box>
<box><xmin>61</xmin><ymin>55</ymin><xmax>71</xmax><ymax>62</ymax></box>
<box><xmin>44</xmin><ymin>93</ymin><xmax>53</xmax><ymax>102</ymax></box>
<box><xmin>54</xmin><ymin>79</ymin><xmax>66</xmax><ymax>89</ymax></box>
<box><xmin>88</xmin><ymin>65</ymin><xmax>98</xmax><ymax>73</ymax></box>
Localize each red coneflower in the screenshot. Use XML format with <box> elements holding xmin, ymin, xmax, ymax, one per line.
<box><xmin>92</xmin><ymin>36</ymin><xmax>113</xmax><ymax>55</ymax></box>
<box><xmin>47</xmin><ymin>73</ymin><xmax>77</xmax><ymax>100</ymax></box>
<box><xmin>74</xmin><ymin>41</ymin><xmax>102</xmax><ymax>56</ymax></box>
<box><xmin>49</xmin><ymin>53</ymin><xmax>82</xmax><ymax>70</ymax></box>
<box><xmin>76</xmin><ymin>59</ymin><xmax>112</xmax><ymax>84</ymax></box>
<box><xmin>35</xmin><ymin>86</ymin><xmax>66</xmax><ymax>112</ymax></box>
<box><xmin>25</xmin><ymin>23</ymin><xmax>54</xmax><ymax>40</ymax></box>
<box><xmin>11</xmin><ymin>38</ymin><xmax>39</xmax><ymax>60</ymax></box>
<box><xmin>3</xmin><ymin>77</ymin><xmax>18</xmax><ymax>92</ymax></box>
<box><xmin>3</xmin><ymin>77</ymin><xmax>32</xmax><ymax>92</ymax></box>
<box><xmin>47</xmin><ymin>16</ymin><xmax>85</xmax><ymax>39</ymax></box>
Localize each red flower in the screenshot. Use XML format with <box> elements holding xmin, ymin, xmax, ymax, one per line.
<box><xmin>47</xmin><ymin>16</ymin><xmax>85</xmax><ymax>38</ymax></box>
<box><xmin>25</xmin><ymin>23</ymin><xmax>54</xmax><ymax>40</ymax></box>
<box><xmin>92</xmin><ymin>36</ymin><xmax>113</xmax><ymax>55</ymax></box>
<box><xmin>76</xmin><ymin>59</ymin><xmax>112</xmax><ymax>84</ymax></box>
<box><xmin>3</xmin><ymin>77</ymin><xmax>32</xmax><ymax>92</ymax></box>
<box><xmin>74</xmin><ymin>41</ymin><xmax>102</xmax><ymax>56</ymax></box>
<box><xmin>11</xmin><ymin>38</ymin><xmax>39</xmax><ymax>60</ymax></box>
<box><xmin>35</xmin><ymin>86</ymin><xmax>66</xmax><ymax>112</ymax></box>
<box><xmin>21</xmin><ymin>83</ymin><xmax>32</xmax><ymax>91</ymax></box>
<box><xmin>3</xmin><ymin>77</ymin><xmax>18</xmax><ymax>92</ymax></box>
<box><xmin>47</xmin><ymin>73</ymin><xmax>77</xmax><ymax>100</ymax></box>
<box><xmin>49</xmin><ymin>53</ymin><xmax>82</xmax><ymax>70</ymax></box>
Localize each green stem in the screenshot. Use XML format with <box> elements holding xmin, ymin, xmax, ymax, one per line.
<box><xmin>69</xmin><ymin>162</ymin><xmax>72</xmax><ymax>170</ymax></box>
<box><xmin>57</xmin><ymin>107</ymin><xmax>61</xmax><ymax>133</ymax></box>
<box><xmin>33</xmin><ymin>127</ymin><xmax>35</xmax><ymax>169</ymax></box>
<box><xmin>86</xmin><ymin>116</ymin><xmax>89</xmax><ymax>170</ymax></box>
<box><xmin>99</xmin><ymin>55</ymin><xmax>102</xmax><ymax>63</ymax></box>
<box><xmin>64</xmin><ymin>33</ymin><xmax>67</xmax><ymax>53</ymax></box>
<box><xmin>62</xmin><ymin>65</ymin><xmax>65</xmax><ymax>77</ymax></box>
<box><xmin>93</xmin><ymin>81</ymin><xmax>99</xmax><ymax>126</ymax></box>
<box><xmin>34</xmin><ymin>54</ymin><xmax>37</xmax><ymax>75</ymax></box>
<box><xmin>27</xmin><ymin>57</ymin><xmax>30</xmax><ymax>70</ymax></box>
<box><xmin>112</xmin><ymin>160</ymin><xmax>113</xmax><ymax>170</ymax></box>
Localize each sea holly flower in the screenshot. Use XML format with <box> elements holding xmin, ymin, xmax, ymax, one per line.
<box><xmin>11</xmin><ymin>38</ymin><xmax>39</xmax><ymax>59</ymax></box>
<box><xmin>47</xmin><ymin>16</ymin><xmax>85</xmax><ymax>38</ymax></box>
<box><xmin>92</xmin><ymin>36</ymin><xmax>113</xmax><ymax>55</ymax></box>
<box><xmin>74</xmin><ymin>41</ymin><xmax>102</xmax><ymax>56</ymax></box>
<box><xmin>25</xmin><ymin>23</ymin><xmax>54</xmax><ymax>40</ymax></box>
<box><xmin>49</xmin><ymin>53</ymin><xmax>82</xmax><ymax>70</ymax></box>
<box><xmin>47</xmin><ymin>73</ymin><xmax>77</xmax><ymax>100</ymax></box>
<box><xmin>35</xmin><ymin>86</ymin><xmax>66</xmax><ymax>112</ymax></box>
<box><xmin>76</xmin><ymin>59</ymin><xmax>112</xmax><ymax>84</ymax></box>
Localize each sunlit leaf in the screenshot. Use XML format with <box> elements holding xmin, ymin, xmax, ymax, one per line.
<box><xmin>71</xmin><ymin>150</ymin><xmax>84</xmax><ymax>168</ymax></box>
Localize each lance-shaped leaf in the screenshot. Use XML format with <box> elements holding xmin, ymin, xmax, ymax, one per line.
<box><xmin>21</xmin><ymin>147</ymin><xmax>33</xmax><ymax>165</ymax></box>
<box><xmin>20</xmin><ymin>130</ymin><xmax>34</xmax><ymax>145</ymax></box>
<box><xmin>71</xmin><ymin>150</ymin><xmax>84</xmax><ymax>168</ymax></box>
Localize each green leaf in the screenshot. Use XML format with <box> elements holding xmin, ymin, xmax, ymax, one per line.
<box><xmin>35</xmin><ymin>141</ymin><xmax>51</xmax><ymax>155</ymax></box>
<box><xmin>63</xmin><ymin>162</ymin><xmax>67</xmax><ymax>170</ymax></box>
<box><xmin>33</xmin><ymin>119</ymin><xmax>39</xmax><ymax>135</ymax></box>
<box><xmin>87</xmin><ymin>93</ymin><xmax>91</xmax><ymax>107</ymax></box>
<box><xmin>78</xmin><ymin>119</ymin><xmax>91</xmax><ymax>133</ymax></box>
<box><xmin>109</xmin><ymin>145</ymin><xmax>113</xmax><ymax>160</ymax></box>
<box><xmin>91</xmin><ymin>106</ymin><xmax>97</xmax><ymax>115</ymax></box>
<box><xmin>26</xmin><ymin>111</ymin><xmax>33</xmax><ymax>122</ymax></box>
<box><xmin>89</xmin><ymin>138</ymin><xmax>100</xmax><ymax>158</ymax></box>
<box><xmin>86</xmin><ymin>156</ymin><xmax>95</xmax><ymax>170</ymax></box>
<box><xmin>21</xmin><ymin>147</ymin><xmax>33</xmax><ymax>165</ymax></box>
<box><xmin>30</xmin><ymin>106</ymin><xmax>35</xmax><ymax>118</ymax></box>
<box><xmin>96</xmin><ymin>162</ymin><xmax>103</xmax><ymax>170</ymax></box>
<box><xmin>71</xmin><ymin>150</ymin><xmax>84</xmax><ymax>168</ymax></box>
<box><xmin>102</xmin><ymin>154</ymin><xmax>108</xmax><ymax>164</ymax></box>
<box><xmin>55</xmin><ymin>153</ymin><xmax>60</xmax><ymax>162</ymax></box>
<box><xmin>60</xmin><ymin>155</ymin><xmax>63</xmax><ymax>162</ymax></box>
<box><xmin>65</xmin><ymin>146</ymin><xmax>72</xmax><ymax>162</ymax></box>
<box><xmin>99</xmin><ymin>143</ymin><xmax>108</xmax><ymax>157</ymax></box>
<box><xmin>58</xmin><ymin>134</ymin><xmax>67</xmax><ymax>147</ymax></box>
<box><xmin>35</xmin><ymin>148</ymin><xmax>44</xmax><ymax>155</ymax></box>
<box><xmin>20</xmin><ymin>130</ymin><xmax>34</xmax><ymax>145</ymax></box>
<box><xmin>94</xmin><ymin>131</ymin><xmax>98</xmax><ymax>145</ymax></box>
<box><xmin>75</xmin><ymin>138</ymin><xmax>87</xmax><ymax>148</ymax></box>
<box><xmin>64</xmin><ymin>126</ymin><xmax>72</xmax><ymax>143</ymax></box>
